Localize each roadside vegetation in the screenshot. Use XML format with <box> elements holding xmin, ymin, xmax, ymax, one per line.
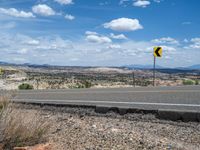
<box><xmin>195</xmin><ymin>79</ymin><xmax>199</xmax><ymax>85</ymax></box>
<box><xmin>69</xmin><ymin>80</ymin><xmax>92</xmax><ymax>89</ymax></box>
<box><xmin>18</xmin><ymin>83</ymin><xmax>34</xmax><ymax>90</ymax></box>
<box><xmin>182</xmin><ymin>79</ymin><xmax>196</xmax><ymax>85</ymax></box>
<box><xmin>0</xmin><ymin>96</ymin><xmax>9</xmax><ymax>113</ymax></box>
<box><xmin>0</xmin><ymin>96</ymin><xmax>49</xmax><ymax>149</ymax></box>
<box><xmin>1</xmin><ymin>65</ymin><xmax>199</xmax><ymax>90</ymax></box>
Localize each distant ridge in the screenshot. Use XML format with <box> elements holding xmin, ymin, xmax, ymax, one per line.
<box><xmin>0</xmin><ymin>61</ymin><xmax>49</xmax><ymax>67</ymax></box>
<box><xmin>122</xmin><ymin>64</ymin><xmax>164</xmax><ymax>69</ymax></box>
<box><xmin>0</xmin><ymin>61</ymin><xmax>200</xmax><ymax>70</ymax></box>
<box><xmin>123</xmin><ymin>64</ymin><xmax>200</xmax><ymax>70</ymax></box>
<box><xmin>187</xmin><ymin>64</ymin><xmax>200</xmax><ymax>69</ymax></box>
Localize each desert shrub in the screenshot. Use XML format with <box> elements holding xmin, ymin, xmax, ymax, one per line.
<box><xmin>183</xmin><ymin>79</ymin><xmax>195</xmax><ymax>85</ymax></box>
<box><xmin>69</xmin><ymin>81</ymin><xmax>92</xmax><ymax>89</ymax></box>
<box><xmin>0</xmin><ymin>104</ymin><xmax>49</xmax><ymax>149</ymax></box>
<box><xmin>0</xmin><ymin>97</ymin><xmax>8</xmax><ymax>110</ymax></box>
<box><xmin>83</xmin><ymin>80</ymin><xmax>92</xmax><ymax>88</ymax></box>
<box><xmin>0</xmin><ymin>96</ymin><xmax>9</xmax><ymax>117</ymax></box>
<box><xmin>195</xmin><ymin>80</ymin><xmax>199</xmax><ymax>85</ymax></box>
<box><xmin>18</xmin><ymin>83</ymin><xmax>33</xmax><ymax>90</ymax></box>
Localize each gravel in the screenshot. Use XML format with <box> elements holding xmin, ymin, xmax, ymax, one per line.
<box><xmin>11</xmin><ymin>104</ymin><xmax>200</xmax><ymax>150</ymax></box>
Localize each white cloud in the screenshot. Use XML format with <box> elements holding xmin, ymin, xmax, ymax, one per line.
<box><xmin>119</xmin><ymin>0</ymin><xmax>130</xmax><ymax>5</ymax></box>
<box><xmin>160</xmin><ymin>45</ymin><xmax>176</xmax><ymax>53</ymax></box>
<box><xmin>189</xmin><ymin>38</ymin><xmax>200</xmax><ymax>49</ymax></box>
<box><xmin>0</xmin><ymin>8</ymin><xmax>35</xmax><ymax>18</ymax></box>
<box><xmin>110</xmin><ymin>33</ymin><xmax>127</xmax><ymax>40</ymax></box>
<box><xmin>25</xmin><ymin>40</ymin><xmax>40</xmax><ymax>45</ymax></box>
<box><xmin>18</xmin><ymin>48</ymin><xmax>28</xmax><ymax>54</ymax></box>
<box><xmin>0</xmin><ymin>32</ymin><xmax>199</xmax><ymax>67</ymax></box>
<box><xmin>153</xmin><ymin>0</ymin><xmax>161</xmax><ymax>3</ymax></box>
<box><xmin>54</xmin><ymin>0</ymin><xmax>73</xmax><ymax>5</ymax></box>
<box><xmin>85</xmin><ymin>31</ymin><xmax>98</xmax><ymax>35</ymax></box>
<box><xmin>65</xmin><ymin>14</ymin><xmax>75</xmax><ymax>20</ymax></box>
<box><xmin>152</xmin><ymin>37</ymin><xmax>179</xmax><ymax>45</ymax></box>
<box><xmin>183</xmin><ymin>39</ymin><xmax>189</xmax><ymax>43</ymax></box>
<box><xmin>85</xmin><ymin>32</ymin><xmax>112</xmax><ymax>44</ymax></box>
<box><xmin>32</xmin><ymin>4</ymin><xmax>55</xmax><ymax>16</ymax></box>
<box><xmin>103</xmin><ymin>18</ymin><xmax>143</xmax><ymax>31</ymax></box>
<box><xmin>133</xmin><ymin>0</ymin><xmax>151</xmax><ymax>8</ymax></box>
<box><xmin>191</xmin><ymin>38</ymin><xmax>200</xmax><ymax>43</ymax></box>
<box><xmin>86</xmin><ymin>35</ymin><xmax>112</xmax><ymax>44</ymax></box>
<box><xmin>108</xmin><ymin>44</ymin><xmax>121</xmax><ymax>49</ymax></box>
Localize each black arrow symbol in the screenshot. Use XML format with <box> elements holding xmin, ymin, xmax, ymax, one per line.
<box><xmin>155</xmin><ymin>47</ymin><xmax>161</xmax><ymax>57</ymax></box>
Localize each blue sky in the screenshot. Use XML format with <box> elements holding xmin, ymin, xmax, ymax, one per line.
<box><xmin>0</xmin><ymin>0</ymin><xmax>200</xmax><ymax>67</ymax></box>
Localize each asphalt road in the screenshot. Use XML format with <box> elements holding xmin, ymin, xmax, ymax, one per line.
<box><xmin>11</xmin><ymin>86</ymin><xmax>200</xmax><ymax>112</ymax></box>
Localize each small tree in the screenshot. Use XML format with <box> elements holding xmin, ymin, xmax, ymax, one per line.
<box><xmin>183</xmin><ymin>79</ymin><xmax>194</xmax><ymax>85</ymax></box>
<box><xmin>18</xmin><ymin>83</ymin><xmax>34</xmax><ymax>90</ymax></box>
<box><xmin>84</xmin><ymin>80</ymin><xmax>92</xmax><ymax>88</ymax></box>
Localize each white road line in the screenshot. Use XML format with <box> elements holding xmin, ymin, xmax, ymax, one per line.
<box><xmin>13</xmin><ymin>99</ymin><xmax>200</xmax><ymax>107</ymax></box>
<box><xmin>17</xmin><ymin>90</ymin><xmax>200</xmax><ymax>95</ymax></box>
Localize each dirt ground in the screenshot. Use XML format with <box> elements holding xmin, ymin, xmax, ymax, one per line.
<box><xmin>6</xmin><ymin>104</ymin><xmax>200</xmax><ymax>150</ymax></box>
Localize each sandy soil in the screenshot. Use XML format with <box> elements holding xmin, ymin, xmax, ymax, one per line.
<box><xmin>9</xmin><ymin>104</ymin><xmax>200</xmax><ymax>150</ymax></box>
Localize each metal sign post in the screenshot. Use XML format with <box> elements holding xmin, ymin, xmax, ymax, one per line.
<box><xmin>132</xmin><ymin>71</ymin><xmax>136</xmax><ymax>87</ymax></box>
<box><xmin>153</xmin><ymin>47</ymin><xmax>162</xmax><ymax>86</ymax></box>
<box><xmin>153</xmin><ymin>56</ymin><xmax>156</xmax><ymax>86</ymax></box>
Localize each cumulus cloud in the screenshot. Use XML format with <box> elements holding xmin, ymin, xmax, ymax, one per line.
<box><xmin>32</xmin><ymin>4</ymin><xmax>55</xmax><ymax>16</ymax></box>
<box><xmin>85</xmin><ymin>31</ymin><xmax>98</xmax><ymax>35</ymax></box>
<box><xmin>65</xmin><ymin>14</ymin><xmax>75</xmax><ymax>20</ymax></box>
<box><xmin>108</xmin><ymin>44</ymin><xmax>121</xmax><ymax>49</ymax></box>
<box><xmin>152</xmin><ymin>37</ymin><xmax>179</xmax><ymax>45</ymax></box>
<box><xmin>191</xmin><ymin>38</ymin><xmax>200</xmax><ymax>43</ymax></box>
<box><xmin>54</xmin><ymin>0</ymin><xmax>73</xmax><ymax>5</ymax></box>
<box><xmin>0</xmin><ymin>32</ymin><xmax>199</xmax><ymax>67</ymax></box>
<box><xmin>160</xmin><ymin>45</ymin><xmax>176</xmax><ymax>53</ymax></box>
<box><xmin>17</xmin><ymin>48</ymin><xmax>28</xmax><ymax>54</ymax></box>
<box><xmin>133</xmin><ymin>0</ymin><xmax>151</xmax><ymax>8</ymax></box>
<box><xmin>110</xmin><ymin>33</ymin><xmax>127</xmax><ymax>40</ymax></box>
<box><xmin>103</xmin><ymin>18</ymin><xmax>143</xmax><ymax>31</ymax></box>
<box><xmin>85</xmin><ymin>31</ymin><xmax>112</xmax><ymax>44</ymax></box>
<box><xmin>86</xmin><ymin>34</ymin><xmax>112</xmax><ymax>44</ymax></box>
<box><xmin>189</xmin><ymin>38</ymin><xmax>200</xmax><ymax>49</ymax></box>
<box><xmin>0</xmin><ymin>7</ymin><xmax>35</xmax><ymax>18</ymax></box>
<box><xmin>25</xmin><ymin>40</ymin><xmax>40</xmax><ymax>45</ymax></box>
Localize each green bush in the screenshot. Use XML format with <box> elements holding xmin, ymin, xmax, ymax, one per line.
<box><xmin>18</xmin><ymin>83</ymin><xmax>34</xmax><ymax>90</ymax></box>
<box><xmin>69</xmin><ymin>81</ymin><xmax>92</xmax><ymax>89</ymax></box>
<box><xmin>195</xmin><ymin>80</ymin><xmax>199</xmax><ymax>85</ymax></box>
<box><xmin>83</xmin><ymin>80</ymin><xmax>92</xmax><ymax>88</ymax></box>
<box><xmin>183</xmin><ymin>79</ymin><xmax>195</xmax><ymax>85</ymax></box>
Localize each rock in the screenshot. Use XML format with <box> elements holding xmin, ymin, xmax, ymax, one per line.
<box><xmin>14</xmin><ymin>143</ymin><xmax>52</xmax><ymax>150</ymax></box>
<box><xmin>0</xmin><ymin>144</ymin><xmax>4</xmax><ymax>150</ymax></box>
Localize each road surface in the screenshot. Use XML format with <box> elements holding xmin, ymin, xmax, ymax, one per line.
<box><xmin>12</xmin><ymin>86</ymin><xmax>200</xmax><ymax>112</ymax></box>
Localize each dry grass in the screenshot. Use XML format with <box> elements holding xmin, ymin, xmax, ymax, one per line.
<box><xmin>0</xmin><ymin>97</ymin><xmax>49</xmax><ymax>149</ymax></box>
<box><xmin>0</xmin><ymin>96</ymin><xmax>10</xmax><ymax>118</ymax></box>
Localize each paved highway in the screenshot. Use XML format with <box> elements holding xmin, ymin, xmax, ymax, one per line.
<box><xmin>12</xmin><ymin>86</ymin><xmax>200</xmax><ymax>112</ymax></box>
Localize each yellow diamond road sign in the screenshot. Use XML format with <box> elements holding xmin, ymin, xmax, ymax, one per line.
<box><xmin>154</xmin><ymin>47</ymin><xmax>162</xmax><ymax>57</ymax></box>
